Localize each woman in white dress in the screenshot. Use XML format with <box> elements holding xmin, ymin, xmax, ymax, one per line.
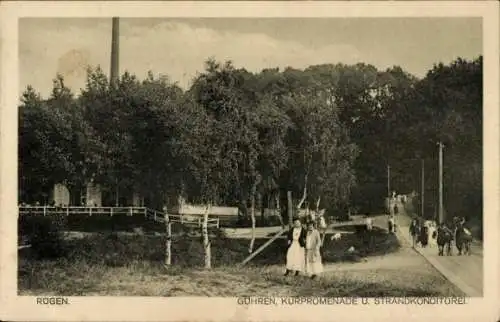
<box><xmin>284</xmin><ymin>218</ymin><xmax>306</xmax><ymax>276</ymax></box>
<box><xmin>427</xmin><ymin>220</ymin><xmax>437</xmax><ymax>248</ymax></box>
<box><xmin>305</xmin><ymin>221</ymin><xmax>323</xmax><ymax>279</ymax></box>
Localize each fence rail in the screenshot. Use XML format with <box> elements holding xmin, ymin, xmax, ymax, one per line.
<box><xmin>19</xmin><ymin>206</ymin><xmax>220</xmax><ymax>228</ymax></box>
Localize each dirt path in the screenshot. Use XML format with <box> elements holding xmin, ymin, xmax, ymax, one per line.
<box><xmin>249</xmin><ymin>214</ymin><xmax>458</xmax><ymax>276</ymax></box>
<box><xmin>321</xmin><ymin>211</ymin><xmax>482</xmax><ymax>297</ymax></box>
<box><xmin>395</xmin><ymin>205</ymin><xmax>483</xmax><ymax>297</ymax></box>
<box><xmin>322</xmin><ymin>214</ymin><xmax>426</xmax><ymax>273</ymax></box>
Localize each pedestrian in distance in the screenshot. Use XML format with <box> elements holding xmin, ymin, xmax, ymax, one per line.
<box><xmin>419</xmin><ymin>220</ymin><xmax>429</xmax><ymax>247</ymax></box>
<box><xmin>428</xmin><ymin>220</ymin><xmax>437</xmax><ymax>248</ymax></box>
<box><xmin>364</xmin><ymin>213</ymin><xmax>374</xmax><ymax>250</ymax></box>
<box><xmin>436</xmin><ymin>222</ymin><xmax>453</xmax><ymax>256</ymax></box>
<box><xmin>409</xmin><ymin>219</ymin><xmax>420</xmax><ymax>247</ymax></box>
<box><xmin>364</xmin><ymin>213</ymin><xmax>373</xmax><ymax>231</ymax></box>
<box><xmin>388</xmin><ymin>214</ymin><xmax>395</xmax><ymax>234</ymax></box>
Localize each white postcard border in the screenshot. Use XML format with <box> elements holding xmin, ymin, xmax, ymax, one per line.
<box><xmin>1</xmin><ymin>2</ymin><xmax>498</xmax><ymax>321</ymax></box>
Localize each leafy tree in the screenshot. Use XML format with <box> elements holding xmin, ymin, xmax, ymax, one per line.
<box><xmin>189</xmin><ymin>59</ymin><xmax>264</xmax><ymax>252</ymax></box>
<box><xmin>19</xmin><ymin>54</ymin><xmax>482</xmax><ymax>241</ymax></box>
<box><xmin>406</xmin><ymin>57</ymin><xmax>482</xmax><ymax>224</ymax></box>
<box><xmin>19</xmin><ymin>77</ymin><xmax>98</xmax><ymax>205</ymax></box>
<box><xmin>19</xmin><ymin>86</ymin><xmax>56</xmax><ymax>204</ymax></box>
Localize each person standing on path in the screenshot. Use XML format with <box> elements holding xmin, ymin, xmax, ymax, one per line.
<box><xmin>365</xmin><ymin>214</ymin><xmax>373</xmax><ymax>231</ymax></box>
<box><xmin>419</xmin><ymin>220</ymin><xmax>429</xmax><ymax>247</ymax></box>
<box><xmin>436</xmin><ymin>222</ymin><xmax>453</xmax><ymax>256</ymax></box>
<box><xmin>409</xmin><ymin>219</ymin><xmax>420</xmax><ymax>247</ymax></box>
<box><xmin>388</xmin><ymin>214</ymin><xmax>395</xmax><ymax>233</ymax></box>
<box><xmin>427</xmin><ymin>221</ymin><xmax>437</xmax><ymax>248</ymax></box>
<box><xmin>284</xmin><ymin>217</ymin><xmax>306</xmax><ymax>276</ymax></box>
<box><xmin>305</xmin><ymin>221</ymin><xmax>323</xmax><ymax>279</ymax></box>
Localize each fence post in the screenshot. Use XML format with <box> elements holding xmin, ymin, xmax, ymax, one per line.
<box><xmin>89</xmin><ymin>206</ymin><xmax>92</xmax><ymax>217</ymax></box>
<box><xmin>66</xmin><ymin>207</ymin><xmax>69</xmax><ymax>217</ymax></box>
<box><xmin>43</xmin><ymin>206</ymin><xmax>47</xmax><ymax>217</ymax></box>
<box><xmin>129</xmin><ymin>207</ymin><xmax>133</xmax><ymax>216</ymax></box>
<box><xmin>154</xmin><ymin>211</ymin><xmax>157</xmax><ymax>222</ymax></box>
<box><xmin>110</xmin><ymin>208</ymin><xmax>113</xmax><ymax>217</ymax></box>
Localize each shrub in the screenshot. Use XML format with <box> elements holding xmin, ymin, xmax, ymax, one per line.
<box><xmin>19</xmin><ymin>214</ymin><xmax>68</xmax><ymax>259</ymax></box>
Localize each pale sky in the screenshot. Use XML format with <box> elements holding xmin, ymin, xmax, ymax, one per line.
<box><xmin>19</xmin><ymin>17</ymin><xmax>482</xmax><ymax>98</ymax></box>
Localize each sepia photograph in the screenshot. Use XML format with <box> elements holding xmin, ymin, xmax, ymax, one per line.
<box><xmin>1</xmin><ymin>1</ymin><xmax>499</xmax><ymax>322</ymax></box>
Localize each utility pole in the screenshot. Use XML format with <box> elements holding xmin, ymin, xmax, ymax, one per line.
<box><xmin>438</xmin><ymin>141</ymin><xmax>444</xmax><ymax>224</ymax></box>
<box><xmin>110</xmin><ymin>17</ymin><xmax>120</xmax><ymax>85</ymax></box>
<box><xmin>387</xmin><ymin>164</ymin><xmax>391</xmax><ymax>198</ymax></box>
<box><xmin>386</xmin><ymin>163</ymin><xmax>391</xmax><ymax>215</ymax></box>
<box><xmin>421</xmin><ymin>159</ymin><xmax>425</xmax><ymax>218</ymax></box>
<box><xmin>110</xmin><ymin>17</ymin><xmax>120</xmax><ymax>206</ymax></box>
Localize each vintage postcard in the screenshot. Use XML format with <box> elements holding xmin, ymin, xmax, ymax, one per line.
<box><xmin>1</xmin><ymin>1</ymin><xmax>499</xmax><ymax>321</ymax></box>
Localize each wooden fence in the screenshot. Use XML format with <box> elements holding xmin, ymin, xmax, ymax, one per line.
<box><xmin>18</xmin><ymin>206</ymin><xmax>220</xmax><ymax>228</ymax></box>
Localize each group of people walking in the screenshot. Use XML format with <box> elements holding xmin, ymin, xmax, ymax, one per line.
<box><xmin>409</xmin><ymin>219</ymin><xmax>432</xmax><ymax>248</ymax></box>
<box><xmin>284</xmin><ymin>218</ymin><xmax>324</xmax><ymax>279</ymax></box>
<box><xmin>409</xmin><ymin>216</ymin><xmax>473</xmax><ymax>256</ymax></box>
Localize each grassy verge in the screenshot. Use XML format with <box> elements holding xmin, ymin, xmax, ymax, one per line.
<box><xmin>20</xmin><ymin>224</ymin><xmax>400</xmax><ymax>268</ymax></box>
<box><xmin>18</xmin><ymin>220</ymin><xmax>463</xmax><ymax>297</ymax></box>
<box><xmin>19</xmin><ymin>259</ymin><xmax>464</xmax><ymax>297</ymax></box>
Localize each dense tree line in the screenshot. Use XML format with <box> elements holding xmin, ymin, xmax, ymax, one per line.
<box><xmin>19</xmin><ymin>56</ymin><xmax>483</xmax><ymax>228</ymax></box>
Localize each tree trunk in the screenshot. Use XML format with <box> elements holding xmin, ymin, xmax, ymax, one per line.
<box><xmin>276</xmin><ymin>192</ymin><xmax>284</xmax><ymax>228</ymax></box>
<box><xmin>287</xmin><ymin>191</ymin><xmax>293</xmax><ymax>226</ymax></box>
<box><xmin>248</xmin><ymin>177</ymin><xmax>261</xmax><ymax>254</ymax></box>
<box><xmin>297</xmin><ymin>154</ymin><xmax>311</xmax><ymax>210</ymax></box>
<box><xmin>249</xmin><ymin>191</ymin><xmax>256</xmax><ymax>253</ymax></box>
<box><xmin>165</xmin><ymin>214</ymin><xmax>171</xmax><ymax>267</ymax></box>
<box><xmin>248</xmin><ymin>174</ymin><xmax>261</xmax><ymax>253</ymax></box>
<box><xmin>259</xmin><ymin>192</ymin><xmax>264</xmax><ymax>225</ymax></box>
<box><xmin>202</xmin><ymin>203</ymin><xmax>211</xmax><ymax>269</ymax></box>
<box><xmin>296</xmin><ymin>183</ymin><xmax>307</xmax><ymax>210</ymax></box>
<box><xmin>115</xmin><ymin>181</ymin><xmax>120</xmax><ymax>207</ymax></box>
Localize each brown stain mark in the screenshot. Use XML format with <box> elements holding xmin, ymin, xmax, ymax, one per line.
<box><xmin>56</xmin><ymin>48</ymin><xmax>91</xmax><ymax>87</ymax></box>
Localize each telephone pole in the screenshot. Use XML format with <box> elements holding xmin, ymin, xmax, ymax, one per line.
<box><xmin>438</xmin><ymin>142</ymin><xmax>444</xmax><ymax>223</ymax></box>
<box><xmin>110</xmin><ymin>17</ymin><xmax>120</xmax><ymax>85</ymax></box>
<box><xmin>110</xmin><ymin>17</ymin><xmax>120</xmax><ymax>206</ymax></box>
<box><xmin>387</xmin><ymin>164</ymin><xmax>391</xmax><ymax>198</ymax></box>
<box><xmin>421</xmin><ymin>159</ymin><xmax>425</xmax><ymax>217</ymax></box>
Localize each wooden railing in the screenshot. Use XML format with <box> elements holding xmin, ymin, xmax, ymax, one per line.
<box><xmin>18</xmin><ymin>206</ymin><xmax>220</xmax><ymax>228</ymax></box>
<box><xmin>19</xmin><ymin>206</ymin><xmax>147</xmax><ymax>217</ymax></box>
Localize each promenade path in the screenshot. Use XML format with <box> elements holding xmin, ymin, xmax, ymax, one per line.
<box><xmin>226</xmin><ymin>211</ymin><xmax>482</xmax><ymax>296</ymax></box>
<box><xmin>395</xmin><ymin>203</ymin><xmax>483</xmax><ymax>297</ymax></box>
